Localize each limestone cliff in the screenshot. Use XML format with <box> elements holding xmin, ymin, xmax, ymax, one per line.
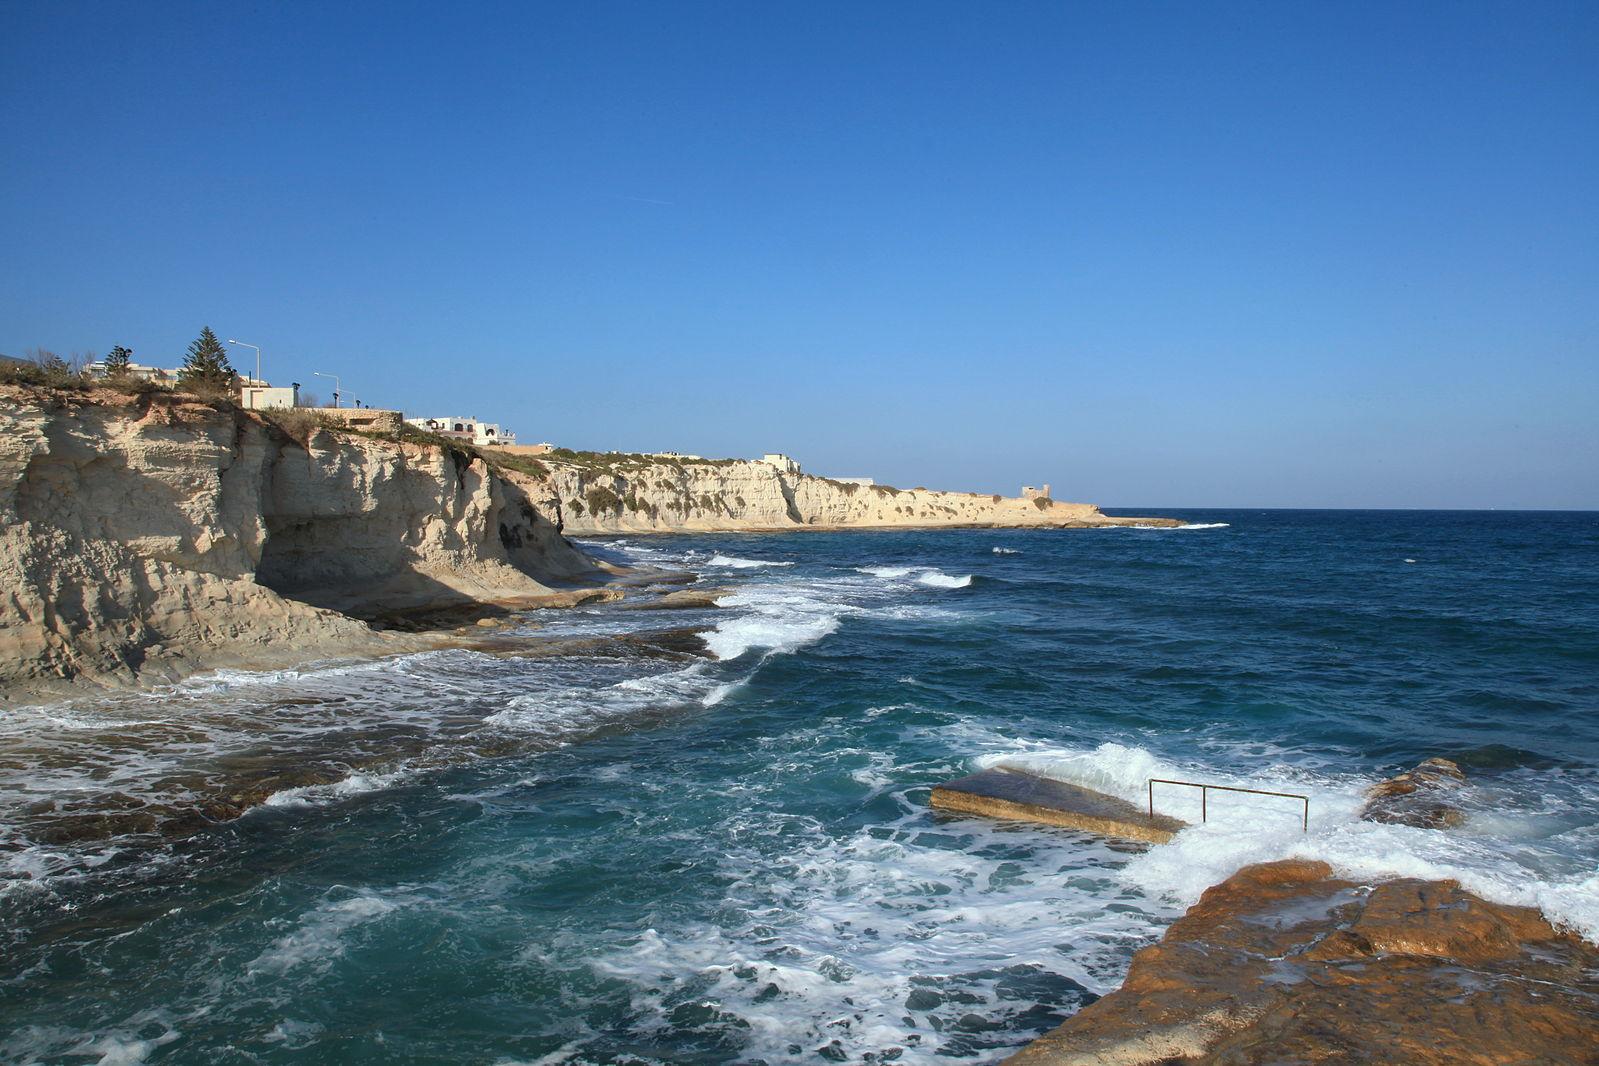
<box><xmin>535</xmin><ymin>453</ymin><xmax>1176</xmax><ymax>534</ymax></box>
<box><xmin>0</xmin><ymin>387</ymin><xmax>603</xmax><ymax>697</ymax></box>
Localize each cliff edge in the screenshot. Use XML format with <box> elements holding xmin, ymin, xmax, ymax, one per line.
<box><xmin>0</xmin><ymin>387</ymin><xmax>606</xmax><ymax>698</ymax></box>
<box><xmin>535</xmin><ymin>451</ymin><xmax>1177</xmax><ymax>533</ymax></box>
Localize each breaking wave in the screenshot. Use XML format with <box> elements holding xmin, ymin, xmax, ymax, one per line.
<box><xmin>706</xmin><ymin>554</ymin><xmax>795</xmax><ymax>569</ymax></box>
<box><xmin>979</xmin><ymin>742</ymin><xmax>1599</xmax><ymax>943</ymax></box>
<box><xmin>857</xmin><ymin>564</ymin><xmax>973</xmax><ymax>588</ymax></box>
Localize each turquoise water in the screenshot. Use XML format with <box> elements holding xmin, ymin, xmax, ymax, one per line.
<box><xmin>3</xmin><ymin>511</ymin><xmax>1598</xmax><ymax>1064</ymax></box>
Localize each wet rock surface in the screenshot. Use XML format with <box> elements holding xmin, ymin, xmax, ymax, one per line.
<box><xmin>931</xmin><ymin>768</ymin><xmax>1188</xmax><ymax>844</ymax></box>
<box><xmin>1006</xmin><ymin>859</ymin><xmax>1599</xmax><ymax>1065</ymax></box>
<box><xmin>621</xmin><ymin>585</ymin><xmax>735</xmax><ymax>610</ymax></box>
<box><xmin>1361</xmin><ymin>756</ymin><xmax>1469</xmax><ymax>828</ymax></box>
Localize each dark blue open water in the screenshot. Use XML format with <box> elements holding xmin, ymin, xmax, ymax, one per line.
<box><xmin>2</xmin><ymin>511</ymin><xmax>1596</xmax><ymax>1064</ymax></box>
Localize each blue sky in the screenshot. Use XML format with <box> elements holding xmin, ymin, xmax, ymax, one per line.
<box><xmin>3</xmin><ymin>1</ymin><xmax>1595</xmax><ymax>508</ymax></box>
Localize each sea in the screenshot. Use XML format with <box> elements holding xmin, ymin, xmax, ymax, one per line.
<box><xmin>2</xmin><ymin>510</ymin><xmax>1596</xmax><ymax>1065</ymax></box>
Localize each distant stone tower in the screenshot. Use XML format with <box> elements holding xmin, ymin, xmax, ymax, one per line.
<box><xmin>1021</xmin><ymin>483</ymin><xmax>1051</xmax><ymax>500</ymax></box>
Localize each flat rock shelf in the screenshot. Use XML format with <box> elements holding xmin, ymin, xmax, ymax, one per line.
<box><xmin>930</xmin><ymin>767</ymin><xmax>1188</xmax><ymax>844</ymax></box>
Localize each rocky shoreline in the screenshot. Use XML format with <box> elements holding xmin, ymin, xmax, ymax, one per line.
<box><xmin>0</xmin><ymin>385</ymin><xmax>1174</xmax><ymax>700</ymax></box>
<box><xmin>0</xmin><ymin>386</ymin><xmax>615</xmax><ymax>700</ymax></box>
<box><xmin>937</xmin><ymin>759</ymin><xmax>1599</xmax><ymax>1065</ymax></box>
<box><xmin>1006</xmin><ymin>858</ymin><xmax>1599</xmax><ymax>1065</ymax></box>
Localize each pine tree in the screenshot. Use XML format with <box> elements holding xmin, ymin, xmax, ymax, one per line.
<box><xmin>177</xmin><ymin>327</ymin><xmax>236</xmax><ymax>392</ymax></box>
<box><xmin>30</xmin><ymin>349</ymin><xmax>69</xmax><ymax>375</ymax></box>
<box><xmin>104</xmin><ymin>346</ymin><xmax>133</xmax><ymax>375</ymax></box>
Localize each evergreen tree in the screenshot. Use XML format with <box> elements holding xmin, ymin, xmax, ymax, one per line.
<box><xmin>104</xmin><ymin>346</ymin><xmax>133</xmax><ymax>375</ymax></box>
<box><xmin>31</xmin><ymin>349</ymin><xmax>69</xmax><ymax>375</ymax></box>
<box><xmin>177</xmin><ymin>327</ymin><xmax>236</xmax><ymax>392</ymax></box>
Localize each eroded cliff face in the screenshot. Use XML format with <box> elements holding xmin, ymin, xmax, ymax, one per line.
<box><xmin>542</xmin><ymin>456</ymin><xmax>1173</xmax><ymax>534</ymax></box>
<box><xmin>0</xmin><ymin>388</ymin><xmax>600</xmax><ymax>697</ymax></box>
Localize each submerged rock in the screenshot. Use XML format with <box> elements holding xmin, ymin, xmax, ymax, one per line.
<box><xmin>622</xmin><ymin>586</ymin><xmax>734</xmax><ymax>611</ymax></box>
<box><xmin>1005</xmin><ymin>859</ymin><xmax>1599</xmax><ymax>1065</ymax></box>
<box><xmin>1361</xmin><ymin>757</ymin><xmax>1468</xmax><ymax>828</ymax></box>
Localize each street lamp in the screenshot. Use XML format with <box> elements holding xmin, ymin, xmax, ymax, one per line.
<box><xmin>313</xmin><ymin>371</ymin><xmax>341</xmax><ymax>408</ymax></box>
<box><xmin>226</xmin><ymin>339</ymin><xmax>261</xmax><ymax>385</ymax></box>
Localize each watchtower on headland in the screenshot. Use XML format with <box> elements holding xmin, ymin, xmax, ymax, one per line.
<box><xmin>1021</xmin><ymin>483</ymin><xmax>1051</xmax><ymax>500</ymax></box>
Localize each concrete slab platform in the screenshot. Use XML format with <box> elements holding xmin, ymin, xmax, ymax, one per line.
<box><xmin>930</xmin><ymin>767</ymin><xmax>1188</xmax><ymax>844</ymax></box>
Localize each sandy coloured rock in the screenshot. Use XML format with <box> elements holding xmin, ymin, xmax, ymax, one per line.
<box><xmin>539</xmin><ymin>454</ymin><xmax>1178</xmax><ymax>533</ymax></box>
<box><xmin>0</xmin><ymin>386</ymin><xmax>609</xmax><ymax>698</ymax></box>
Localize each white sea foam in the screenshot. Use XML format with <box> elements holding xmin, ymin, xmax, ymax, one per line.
<box><xmin>701</xmin><ymin>585</ymin><xmax>849</xmax><ymax>660</ymax></box>
<box><xmin>262</xmin><ymin>768</ymin><xmax>412</xmax><ymax>809</ymax></box>
<box><xmin>578</xmin><ymin>800</ymin><xmax>1171</xmax><ymax>1064</ymax></box>
<box><xmin>979</xmin><ymin>741</ymin><xmax>1599</xmax><ymax>943</ymax></box>
<box><xmin>1106</xmin><ymin>522</ymin><xmax>1231</xmax><ymax>531</ymax></box>
<box><xmin>857</xmin><ymin>565</ymin><xmax>916</xmax><ymax>578</ymax></box>
<box><xmin>992</xmin><ymin>547</ymin><xmax>1020</xmax><ymax>554</ymax></box>
<box><xmin>489</xmin><ymin>661</ymin><xmax>733</xmax><ymax>734</ymax></box>
<box><xmin>246</xmin><ymin>891</ymin><xmax>403</xmax><ymax>977</ymax></box>
<box><xmin>706</xmin><ymin>554</ymin><xmax>794</xmax><ymax>569</ymax></box>
<box><xmin>857</xmin><ymin>564</ymin><xmax>973</xmax><ymax>588</ymax></box>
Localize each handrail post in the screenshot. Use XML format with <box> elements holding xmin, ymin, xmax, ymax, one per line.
<box><xmin>1145</xmin><ymin>777</ymin><xmax>1310</xmax><ymax>833</ymax></box>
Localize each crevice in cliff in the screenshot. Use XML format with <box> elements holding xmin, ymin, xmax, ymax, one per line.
<box><xmin>776</xmin><ymin>474</ymin><xmax>804</xmax><ymax>525</ymax></box>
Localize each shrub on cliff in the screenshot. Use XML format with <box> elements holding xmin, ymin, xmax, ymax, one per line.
<box><xmin>487</xmin><ymin>452</ymin><xmax>550</xmax><ymax>480</ymax></box>
<box><xmin>584</xmin><ymin>486</ymin><xmax>623</xmax><ymax>515</ymax></box>
<box><xmin>260</xmin><ymin>407</ymin><xmax>341</xmax><ymax>443</ymax></box>
<box><xmin>1033</xmin><ymin>496</ymin><xmax>1052</xmax><ymax>510</ymax></box>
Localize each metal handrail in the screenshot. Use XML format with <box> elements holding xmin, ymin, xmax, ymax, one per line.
<box><xmin>1148</xmin><ymin>778</ymin><xmax>1309</xmax><ymax>832</ymax></box>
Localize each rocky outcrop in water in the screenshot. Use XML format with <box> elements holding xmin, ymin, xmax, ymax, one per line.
<box><xmin>0</xmin><ymin>387</ymin><xmax>605</xmax><ymax>697</ymax></box>
<box><xmin>1360</xmin><ymin>756</ymin><xmax>1469</xmax><ymax>828</ymax></box>
<box><xmin>539</xmin><ymin>453</ymin><xmax>1176</xmax><ymax>534</ymax></box>
<box><xmin>1005</xmin><ymin>859</ymin><xmax>1599</xmax><ymax>1065</ymax></box>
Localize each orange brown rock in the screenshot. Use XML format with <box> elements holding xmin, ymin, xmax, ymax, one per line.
<box><xmin>1005</xmin><ymin>859</ymin><xmax>1599</xmax><ymax>1065</ymax></box>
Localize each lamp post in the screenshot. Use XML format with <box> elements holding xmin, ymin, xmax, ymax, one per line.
<box><xmin>313</xmin><ymin>371</ymin><xmax>341</xmax><ymax>408</ymax></box>
<box><xmin>226</xmin><ymin>339</ymin><xmax>261</xmax><ymax>385</ymax></box>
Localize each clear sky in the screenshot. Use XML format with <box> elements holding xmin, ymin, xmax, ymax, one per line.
<box><xmin>3</xmin><ymin>1</ymin><xmax>1595</xmax><ymax>509</ymax></box>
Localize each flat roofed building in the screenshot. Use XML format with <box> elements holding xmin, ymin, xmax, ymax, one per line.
<box><xmin>407</xmin><ymin>416</ymin><xmax>517</xmax><ymax>447</ymax></box>
<box><xmin>240</xmin><ymin>383</ymin><xmax>299</xmax><ymax>410</ymax></box>
<box><xmin>85</xmin><ymin>360</ymin><xmax>181</xmax><ymax>385</ymax></box>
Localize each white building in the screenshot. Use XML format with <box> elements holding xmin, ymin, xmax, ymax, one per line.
<box><xmin>85</xmin><ymin>360</ymin><xmax>181</xmax><ymax>385</ymax></box>
<box><xmin>407</xmin><ymin>416</ymin><xmax>517</xmax><ymax>447</ymax></box>
<box><xmin>759</xmin><ymin>453</ymin><xmax>802</xmax><ymax>475</ymax></box>
<box><xmin>240</xmin><ymin>382</ymin><xmax>300</xmax><ymax>410</ymax></box>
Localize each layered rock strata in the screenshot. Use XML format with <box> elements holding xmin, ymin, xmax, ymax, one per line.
<box><xmin>0</xmin><ymin>387</ymin><xmax>605</xmax><ymax>697</ymax></box>
<box><xmin>540</xmin><ymin>455</ymin><xmax>1178</xmax><ymax>534</ymax></box>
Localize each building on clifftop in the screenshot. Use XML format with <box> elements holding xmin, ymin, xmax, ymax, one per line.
<box><xmin>1021</xmin><ymin>483</ymin><xmax>1051</xmax><ymax>500</ymax></box>
<box><xmin>407</xmin><ymin>416</ymin><xmax>517</xmax><ymax>447</ymax></box>
<box><xmin>759</xmin><ymin>453</ymin><xmax>802</xmax><ymax>475</ymax></box>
